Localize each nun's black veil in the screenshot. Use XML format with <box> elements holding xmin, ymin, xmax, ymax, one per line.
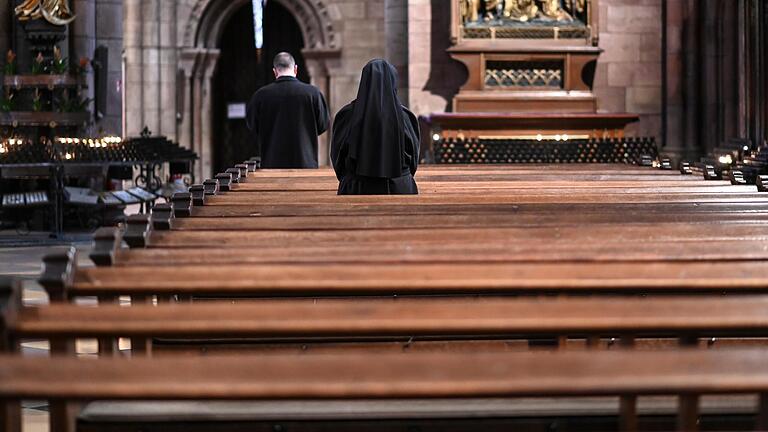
<box><xmin>340</xmin><ymin>59</ymin><xmax>407</xmax><ymax>178</ymax></box>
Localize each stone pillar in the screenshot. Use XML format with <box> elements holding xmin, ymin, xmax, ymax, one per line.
<box><xmin>141</xmin><ymin>0</ymin><xmax>161</xmax><ymax>134</ymax></box>
<box><xmin>199</xmin><ymin>49</ymin><xmax>219</xmax><ymax>179</ymax></box>
<box><xmin>123</xmin><ymin>0</ymin><xmax>143</xmax><ymax>135</ymax></box>
<box><xmin>71</xmin><ymin>0</ymin><xmax>96</xmax><ymax>131</ymax></box>
<box><xmin>95</xmin><ymin>0</ymin><xmax>124</xmax><ymax>135</ymax></box>
<box><xmin>159</xmin><ymin>0</ymin><xmax>178</xmax><ymax>140</ymax></box>
<box><xmin>304</xmin><ymin>52</ymin><xmax>334</xmax><ymax>166</ymax></box>
<box><xmin>385</xmin><ymin>0</ymin><xmax>408</xmax><ymax>101</ymax></box>
<box><xmin>681</xmin><ymin>0</ymin><xmax>700</xmax><ymax>157</ymax></box>
<box><xmin>664</xmin><ymin>0</ymin><xmax>687</xmax><ymax>158</ymax></box>
<box><xmin>178</xmin><ymin>49</ymin><xmax>199</xmax><ymax>152</ymax></box>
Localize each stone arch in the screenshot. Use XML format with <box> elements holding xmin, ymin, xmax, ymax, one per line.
<box><xmin>184</xmin><ymin>0</ymin><xmax>339</xmax><ymax>50</ymax></box>
<box><xmin>178</xmin><ymin>0</ymin><xmax>341</xmax><ymax>177</ymax></box>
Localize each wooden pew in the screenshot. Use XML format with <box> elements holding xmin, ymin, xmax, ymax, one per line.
<box><xmin>23</xmin><ymin>163</ymin><xmax>768</xmax><ymax>432</ymax></box>
<box><xmin>1</xmin><ymin>350</ymin><xmax>768</xmax><ymax>431</ymax></box>
<box><xmin>45</xmin><ymin>250</ymin><xmax>768</xmax><ymax>299</ymax></box>
<box><xmin>7</xmin><ymin>292</ymin><xmax>768</xmax><ymax>350</ymax></box>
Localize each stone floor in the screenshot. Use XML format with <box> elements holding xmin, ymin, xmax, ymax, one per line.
<box><xmin>0</xmin><ymin>231</ymin><xmax>96</xmax><ymax>432</ymax></box>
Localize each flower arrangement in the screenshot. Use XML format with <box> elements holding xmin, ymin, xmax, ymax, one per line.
<box><xmin>55</xmin><ymin>90</ymin><xmax>91</xmax><ymax>113</ymax></box>
<box><xmin>73</xmin><ymin>57</ymin><xmax>90</xmax><ymax>76</ymax></box>
<box><xmin>31</xmin><ymin>52</ymin><xmax>46</xmax><ymax>75</ymax></box>
<box><xmin>3</xmin><ymin>50</ymin><xmax>16</xmax><ymax>75</ymax></box>
<box><xmin>51</xmin><ymin>46</ymin><xmax>68</xmax><ymax>74</ymax></box>
<box><xmin>0</xmin><ymin>89</ymin><xmax>14</xmax><ymax>112</ymax></box>
<box><xmin>32</xmin><ymin>89</ymin><xmax>44</xmax><ymax>112</ymax></box>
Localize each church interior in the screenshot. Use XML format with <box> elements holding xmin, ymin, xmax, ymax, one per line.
<box><xmin>2</xmin><ymin>0</ymin><xmax>768</xmax><ymax>431</ymax></box>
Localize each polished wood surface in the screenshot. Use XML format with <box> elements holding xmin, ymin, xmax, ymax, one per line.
<box><xmin>2</xmin><ymin>350</ymin><xmax>768</xmax><ymax>400</ymax></box>
<box><xmin>13</xmin><ymin>296</ymin><xmax>768</xmax><ymax>338</ymax></box>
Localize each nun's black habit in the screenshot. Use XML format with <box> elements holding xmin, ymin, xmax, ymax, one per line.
<box><xmin>331</xmin><ymin>59</ymin><xmax>420</xmax><ymax>195</ymax></box>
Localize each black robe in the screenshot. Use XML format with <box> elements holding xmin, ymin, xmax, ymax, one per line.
<box><xmin>330</xmin><ymin>60</ymin><xmax>420</xmax><ymax>195</ymax></box>
<box><xmin>246</xmin><ymin>76</ymin><xmax>329</xmax><ymax>169</ymax></box>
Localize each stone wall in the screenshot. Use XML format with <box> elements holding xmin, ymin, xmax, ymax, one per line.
<box><xmin>325</xmin><ymin>0</ymin><xmax>387</xmax><ymax>115</ymax></box>
<box><xmin>71</xmin><ymin>0</ymin><xmax>124</xmax><ymax>135</ymax></box>
<box><xmin>405</xmin><ymin>0</ymin><xmax>466</xmax><ymax>116</ymax></box>
<box><xmin>594</xmin><ymin>0</ymin><xmax>663</xmax><ymax>139</ymax></box>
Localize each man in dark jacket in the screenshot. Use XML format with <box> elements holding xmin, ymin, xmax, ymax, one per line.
<box><xmin>246</xmin><ymin>52</ymin><xmax>330</xmax><ymax>168</ymax></box>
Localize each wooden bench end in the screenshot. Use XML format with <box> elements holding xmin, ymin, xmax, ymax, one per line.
<box><xmin>38</xmin><ymin>246</ymin><xmax>77</xmax><ymax>301</ymax></box>
<box><xmin>89</xmin><ymin>227</ymin><xmax>123</xmax><ymax>267</ymax></box>
<box><xmin>171</xmin><ymin>193</ymin><xmax>193</xmax><ymax>218</ymax></box>
<box><xmin>124</xmin><ymin>215</ymin><xmax>152</xmax><ymax>248</ymax></box>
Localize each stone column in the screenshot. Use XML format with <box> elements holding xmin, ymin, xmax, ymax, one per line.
<box><xmin>199</xmin><ymin>49</ymin><xmax>219</xmax><ymax>179</ymax></box>
<box><xmin>71</xmin><ymin>0</ymin><xmax>96</xmax><ymax>131</ymax></box>
<box><xmin>178</xmin><ymin>48</ymin><xmax>199</xmax><ymax>152</ymax></box>
<box><xmin>304</xmin><ymin>52</ymin><xmax>334</xmax><ymax>166</ymax></box>
<box><xmin>664</xmin><ymin>0</ymin><xmax>687</xmax><ymax>159</ymax></box>
<box><xmin>123</xmin><ymin>0</ymin><xmax>143</xmax><ymax>135</ymax></box>
<box><xmin>159</xmin><ymin>0</ymin><xmax>178</xmax><ymax>140</ymax></box>
<box><xmin>385</xmin><ymin>0</ymin><xmax>408</xmax><ymax>101</ymax></box>
<box><xmin>141</xmin><ymin>0</ymin><xmax>161</xmax><ymax>134</ymax></box>
<box><xmin>682</xmin><ymin>0</ymin><xmax>700</xmax><ymax>158</ymax></box>
<box><xmin>95</xmin><ymin>0</ymin><xmax>124</xmax><ymax>135</ymax></box>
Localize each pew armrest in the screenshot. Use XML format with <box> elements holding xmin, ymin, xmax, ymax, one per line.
<box><xmin>151</xmin><ymin>203</ymin><xmax>174</xmax><ymax>230</ymax></box>
<box><xmin>38</xmin><ymin>246</ymin><xmax>77</xmax><ymax>301</ymax></box>
<box><xmin>189</xmin><ymin>185</ymin><xmax>206</xmax><ymax>206</ymax></box>
<box><xmin>172</xmin><ymin>193</ymin><xmax>193</xmax><ymax>217</ymax></box>
<box><xmin>203</xmin><ymin>179</ymin><xmax>219</xmax><ymax>196</ymax></box>
<box><xmin>215</xmin><ymin>173</ymin><xmax>233</xmax><ymax>192</ymax></box>
<box><xmin>124</xmin><ymin>215</ymin><xmax>152</xmax><ymax>248</ymax></box>
<box><xmin>89</xmin><ymin>227</ymin><xmax>123</xmax><ymax>266</ymax></box>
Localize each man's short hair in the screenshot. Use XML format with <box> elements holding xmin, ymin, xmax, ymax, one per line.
<box><xmin>273</xmin><ymin>52</ymin><xmax>296</xmax><ymax>71</ymax></box>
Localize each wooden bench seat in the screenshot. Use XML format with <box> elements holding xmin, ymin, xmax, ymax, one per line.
<box><xmin>167</xmin><ymin>210</ymin><xmax>768</xmax><ymax>231</ymax></box>
<box><xmin>1</xmin><ymin>350</ymin><xmax>768</xmax><ymax>431</ymax></box>
<box><xmin>59</xmin><ymin>260</ymin><xmax>768</xmax><ymax>298</ymax></box>
<box><xmin>110</xmin><ymin>239</ymin><xmax>768</xmax><ymax>266</ymax></box>
<box><xmin>133</xmin><ymin>222</ymin><xmax>768</xmax><ymax>247</ymax></box>
<box><xmin>8</xmin><ymin>295</ymin><xmax>768</xmax><ymax>342</ymax></box>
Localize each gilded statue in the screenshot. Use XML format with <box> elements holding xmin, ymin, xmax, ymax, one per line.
<box><xmin>540</xmin><ymin>0</ymin><xmax>573</xmax><ymax>21</ymax></box>
<box><xmin>462</xmin><ymin>0</ymin><xmax>586</xmax><ymax>24</ymax></box>
<box><xmin>504</xmin><ymin>0</ymin><xmax>539</xmax><ymax>22</ymax></box>
<box><xmin>15</xmin><ymin>0</ymin><xmax>76</xmax><ymax>26</ymax></box>
<box><xmin>460</xmin><ymin>0</ymin><xmax>480</xmax><ymax>23</ymax></box>
<box><xmin>483</xmin><ymin>0</ymin><xmax>502</xmax><ymax>20</ymax></box>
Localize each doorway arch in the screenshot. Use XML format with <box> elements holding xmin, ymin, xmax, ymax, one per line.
<box><xmin>211</xmin><ymin>2</ymin><xmax>310</xmax><ymax>174</ymax></box>
<box><xmin>180</xmin><ymin>0</ymin><xmax>341</xmax><ymax>178</ymax></box>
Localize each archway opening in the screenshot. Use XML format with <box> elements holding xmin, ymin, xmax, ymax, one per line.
<box><xmin>212</xmin><ymin>1</ymin><xmax>310</xmax><ymax>173</ymax></box>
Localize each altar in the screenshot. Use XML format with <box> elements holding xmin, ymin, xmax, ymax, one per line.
<box><xmin>418</xmin><ymin>0</ymin><xmax>644</xmax><ymax>164</ymax></box>
<box><xmin>428</xmin><ymin>0</ymin><xmax>638</xmax><ymax>140</ymax></box>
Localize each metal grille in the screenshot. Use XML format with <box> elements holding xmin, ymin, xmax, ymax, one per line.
<box><xmin>435</xmin><ymin>138</ymin><xmax>659</xmax><ymax>165</ymax></box>
<box><xmin>484</xmin><ymin>61</ymin><xmax>563</xmax><ymax>88</ymax></box>
<box><xmin>463</xmin><ymin>26</ymin><xmax>590</xmax><ymax>40</ymax></box>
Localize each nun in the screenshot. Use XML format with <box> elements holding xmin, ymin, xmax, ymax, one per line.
<box><xmin>331</xmin><ymin>59</ymin><xmax>420</xmax><ymax>195</ymax></box>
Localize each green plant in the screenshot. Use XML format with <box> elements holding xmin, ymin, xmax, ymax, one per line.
<box><xmin>51</xmin><ymin>46</ymin><xmax>68</xmax><ymax>75</ymax></box>
<box><xmin>3</xmin><ymin>50</ymin><xmax>16</xmax><ymax>75</ymax></box>
<box><xmin>55</xmin><ymin>91</ymin><xmax>92</xmax><ymax>113</ymax></box>
<box><xmin>31</xmin><ymin>52</ymin><xmax>46</xmax><ymax>75</ymax></box>
<box><xmin>32</xmin><ymin>89</ymin><xmax>44</xmax><ymax>112</ymax></box>
<box><xmin>0</xmin><ymin>90</ymin><xmax>14</xmax><ymax>112</ymax></box>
